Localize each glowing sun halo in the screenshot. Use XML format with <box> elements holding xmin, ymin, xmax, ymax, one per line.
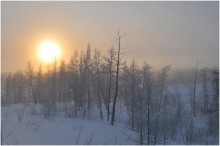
<box><xmin>38</xmin><ymin>40</ymin><xmax>61</xmax><ymax>63</ymax></box>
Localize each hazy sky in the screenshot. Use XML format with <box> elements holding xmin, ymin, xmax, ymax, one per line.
<box><xmin>2</xmin><ymin>1</ymin><xmax>219</xmax><ymax>72</ymax></box>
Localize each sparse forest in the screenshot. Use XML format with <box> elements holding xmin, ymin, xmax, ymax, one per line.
<box><xmin>1</xmin><ymin>30</ymin><xmax>219</xmax><ymax>144</ymax></box>
<box><xmin>2</xmin><ymin>0</ymin><xmax>219</xmax><ymax>144</ymax></box>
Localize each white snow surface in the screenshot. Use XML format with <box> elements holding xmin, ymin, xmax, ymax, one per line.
<box><xmin>1</xmin><ymin>83</ymin><xmax>218</xmax><ymax>145</ymax></box>
<box><xmin>1</xmin><ymin>104</ymin><xmax>137</xmax><ymax>145</ymax></box>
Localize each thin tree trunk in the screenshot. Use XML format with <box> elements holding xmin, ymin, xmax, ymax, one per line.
<box><xmin>154</xmin><ymin>118</ymin><xmax>158</xmax><ymax>145</ymax></box>
<box><xmin>202</xmin><ymin>69</ymin><xmax>208</xmax><ymax>114</ymax></box>
<box><xmin>147</xmin><ymin>86</ymin><xmax>150</xmax><ymax>145</ymax></box>
<box><xmin>97</xmin><ymin>87</ymin><xmax>103</xmax><ymax>121</ymax></box>
<box><xmin>97</xmin><ymin>68</ymin><xmax>108</xmax><ymax>111</ymax></box>
<box><xmin>158</xmin><ymin>77</ymin><xmax>164</xmax><ymax>111</ymax></box>
<box><xmin>163</xmin><ymin>120</ymin><xmax>167</xmax><ymax>145</ymax></box>
<box><xmin>193</xmin><ymin>60</ymin><xmax>198</xmax><ymax>116</ymax></box>
<box><xmin>111</xmin><ymin>31</ymin><xmax>121</xmax><ymax>126</ymax></box>
<box><xmin>131</xmin><ymin>83</ymin><xmax>134</xmax><ymax>130</ymax></box>
<box><xmin>107</xmin><ymin>67</ymin><xmax>112</xmax><ymax>121</ymax></box>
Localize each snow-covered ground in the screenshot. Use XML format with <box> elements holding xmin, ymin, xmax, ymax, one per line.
<box><xmin>1</xmin><ymin>103</ymin><xmax>137</xmax><ymax>145</ymax></box>
<box><xmin>1</xmin><ymin>84</ymin><xmax>218</xmax><ymax>145</ymax></box>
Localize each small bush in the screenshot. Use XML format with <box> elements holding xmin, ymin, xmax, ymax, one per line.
<box><xmin>16</xmin><ymin>107</ymin><xmax>25</xmax><ymax>122</ymax></box>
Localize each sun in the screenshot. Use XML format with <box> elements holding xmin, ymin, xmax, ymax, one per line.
<box><xmin>38</xmin><ymin>40</ymin><xmax>61</xmax><ymax>63</ymax></box>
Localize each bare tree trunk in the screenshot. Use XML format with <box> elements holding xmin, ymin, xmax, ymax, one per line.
<box><xmin>163</xmin><ymin>119</ymin><xmax>167</xmax><ymax>145</ymax></box>
<box><xmin>139</xmin><ymin>87</ymin><xmax>143</xmax><ymax>145</ymax></box>
<box><xmin>154</xmin><ymin>120</ymin><xmax>158</xmax><ymax>145</ymax></box>
<box><xmin>87</xmin><ymin>80</ymin><xmax>91</xmax><ymax>115</ymax></box>
<box><xmin>158</xmin><ymin>65</ymin><xmax>171</xmax><ymax>111</ymax></box>
<box><xmin>147</xmin><ymin>85</ymin><xmax>150</xmax><ymax>145</ymax></box>
<box><xmin>25</xmin><ymin>61</ymin><xmax>35</xmax><ymax>104</ymax></box>
<box><xmin>158</xmin><ymin>76</ymin><xmax>164</xmax><ymax>111</ymax></box>
<box><xmin>154</xmin><ymin>65</ymin><xmax>170</xmax><ymax>144</ymax></box>
<box><xmin>97</xmin><ymin>66</ymin><xmax>108</xmax><ymax>111</ymax></box>
<box><xmin>111</xmin><ymin>34</ymin><xmax>120</xmax><ymax>125</ymax></box>
<box><xmin>5</xmin><ymin>75</ymin><xmax>12</xmax><ymax>105</ymax></box>
<box><xmin>107</xmin><ymin>66</ymin><xmax>112</xmax><ymax>121</ymax></box>
<box><xmin>131</xmin><ymin>83</ymin><xmax>134</xmax><ymax>130</ymax></box>
<box><xmin>193</xmin><ymin>60</ymin><xmax>198</xmax><ymax>116</ymax></box>
<box><xmin>94</xmin><ymin>50</ymin><xmax>104</xmax><ymax>120</ymax></box>
<box><xmin>201</xmin><ymin>68</ymin><xmax>208</xmax><ymax>114</ymax></box>
<box><xmin>97</xmin><ymin>87</ymin><xmax>103</xmax><ymax>121</ymax></box>
<box><xmin>111</xmin><ymin>30</ymin><xmax>127</xmax><ymax>125</ymax></box>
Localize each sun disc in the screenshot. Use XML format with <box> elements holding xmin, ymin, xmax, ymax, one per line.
<box><xmin>38</xmin><ymin>40</ymin><xmax>61</xmax><ymax>63</ymax></box>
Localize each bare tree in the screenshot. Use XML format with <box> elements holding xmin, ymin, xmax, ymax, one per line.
<box><xmin>124</xmin><ymin>59</ymin><xmax>140</xmax><ymax>130</ymax></box>
<box><xmin>111</xmin><ymin>29</ymin><xmax>127</xmax><ymax>125</ymax></box>
<box><xmin>42</xmin><ymin>58</ymin><xmax>58</xmax><ymax>118</ymax></box>
<box><xmin>84</xmin><ymin>43</ymin><xmax>92</xmax><ymax>115</ymax></box>
<box><xmin>4</xmin><ymin>74</ymin><xmax>12</xmax><ymax>105</ymax></box>
<box><xmin>142</xmin><ymin>63</ymin><xmax>154</xmax><ymax>145</ymax></box>
<box><xmin>51</xmin><ymin>58</ymin><xmax>58</xmax><ymax>109</ymax></box>
<box><xmin>200</xmin><ymin>67</ymin><xmax>209</xmax><ymax>114</ymax></box>
<box><xmin>68</xmin><ymin>50</ymin><xmax>79</xmax><ymax>117</ymax></box>
<box><xmin>210</xmin><ymin>67</ymin><xmax>219</xmax><ymax>112</ymax></box>
<box><xmin>192</xmin><ymin>60</ymin><xmax>198</xmax><ymax>116</ymax></box>
<box><xmin>104</xmin><ymin>47</ymin><xmax>116</xmax><ymax>121</ymax></box>
<box><xmin>93</xmin><ymin>50</ymin><xmax>104</xmax><ymax>120</ymax></box>
<box><xmin>207</xmin><ymin>67</ymin><xmax>219</xmax><ymax>138</ymax></box>
<box><xmin>12</xmin><ymin>71</ymin><xmax>25</xmax><ymax>103</ymax></box>
<box><xmin>158</xmin><ymin>65</ymin><xmax>171</xmax><ymax>111</ymax></box>
<box><xmin>35</xmin><ymin>64</ymin><xmax>43</xmax><ymax>104</ymax></box>
<box><xmin>79</xmin><ymin>50</ymin><xmax>86</xmax><ymax>117</ymax></box>
<box><xmin>137</xmin><ymin>86</ymin><xmax>144</xmax><ymax>145</ymax></box>
<box><xmin>58</xmin><ymin>60</ymin><xmax>67</xmax><ymax>103</ymax></box>
<box><xmin>25</xmin><ymin>61</ymin><xmax>36</xmax><ymax>103</ymax></box>
<box><xmin>154</xmin><ymin>65</ymin><xmax>171</xmax><ymax>144</ymax></box>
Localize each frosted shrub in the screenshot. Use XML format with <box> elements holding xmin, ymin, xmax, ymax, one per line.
<box><xmin>16</xmin><ymin>107</ymin><xmax>25</xmax><ymax>122</ymax></box>
<box><xmin>42</xmin><ymin>102</ymin><xmax>56</xmax><ymax>119</ymax></box>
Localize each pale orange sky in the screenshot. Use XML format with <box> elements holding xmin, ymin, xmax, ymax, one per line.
<box><xmin>2</xmin><ymin>1</ymin><xmax>219</xmax><ymax>73</ymax></box>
